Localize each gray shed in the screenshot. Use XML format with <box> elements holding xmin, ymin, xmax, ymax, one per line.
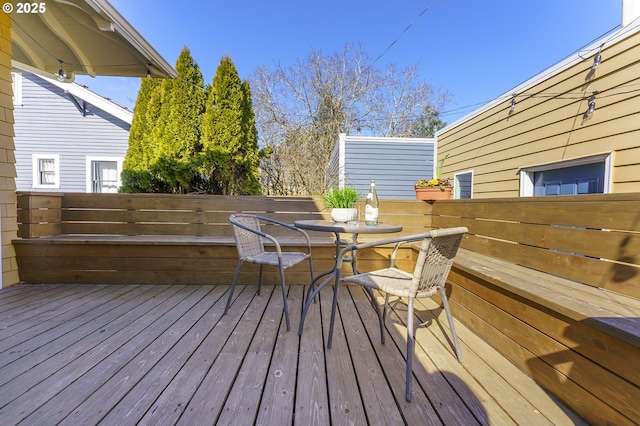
<box><xmin>326</xmin><ymin>133</ymin><xmax>437</xmax><ymax>200</ymax></box>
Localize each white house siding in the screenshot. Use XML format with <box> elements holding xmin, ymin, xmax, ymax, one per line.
<box><xmin>328</xmin><ymin>133</ymin><xmax>436</xmax><ymax>200</ymax></box>
<box><xmin>13</xmin><ymin>73</ymin><xmax>130</xmax><ymax>192</ymax></box>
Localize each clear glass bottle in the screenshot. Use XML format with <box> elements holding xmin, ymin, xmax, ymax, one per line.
<box><xmin>365</xmin><ymin>180</ymin><xmax>379</xmax><ymax>226</ymax></box>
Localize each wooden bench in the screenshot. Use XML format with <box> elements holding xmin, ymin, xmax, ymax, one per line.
<box><xmin>14</xmin><ymin>192</ymin><xmax>430</xmax><ymax>285</ymax></box>
<box><xmin>428</xmin><ymin>194</ymin><xmax>640</xmax><ymax>425</ymax></box>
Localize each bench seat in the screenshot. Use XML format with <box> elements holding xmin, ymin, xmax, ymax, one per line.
<box><xmin>13</xmin><ymin>233</ymin><xmax>411</xmax><ymax>286</ymax></box>
<box><xmin>454</xmin><ymin>248</ymin><xmax>640</xmax><ymax>347</ymax></box>
<box><xmin>447</xmin><ymin>248</ymin><xmax>640</xmax><ymax>425</ymax></box>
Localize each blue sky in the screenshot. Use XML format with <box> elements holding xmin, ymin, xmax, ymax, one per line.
<box><xmin>77</xmin><ymin>0</ymin><xmax>622</xmax><ymax>124</ymax></box>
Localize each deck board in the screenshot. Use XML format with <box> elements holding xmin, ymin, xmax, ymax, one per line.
<box><xmin>350</xmin><ymin>287</ymin><xmax>467</xmax><ymax>425</ymax></box>
<box><xmin>0</xmin><ymin>283</ymin><xmax>585</xmax><ymax>425</ymax></box>
<box><xmin>293</xmin><ymin>286</ymin><xmax>330</xmax><ymax>425</ymax></box>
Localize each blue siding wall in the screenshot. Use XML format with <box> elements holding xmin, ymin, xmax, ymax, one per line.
<box><xmin>13</xmin><ymin>73</ymin><xmax>130</xmax><ymax>192</ymax></box>
<box><xmin>329</xmin><ymin>135</ymin><xmax>436</xmax><ymax>200</ymax></box>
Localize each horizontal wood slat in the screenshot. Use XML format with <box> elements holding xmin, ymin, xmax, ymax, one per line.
<box><xmin>17</xmin><ymin>192</ymin><xmax>431</xmax><ymax>238</ymax></box>
<box><xmin>16</xmin><ymin>193</ymin><xmax>62</xmax><ymax>237</ymax></box>
<box><xmin>433</xmin><ymin>194</ymin><xmax>640</xmax><ymax>231</ymax></box>
<box><xmin>14</xmin><ymin>236</ymin><xmax>410</xmax><ymax>286</ymax></box>
<box><xmin>448</xmin><ymin>289</ymin><xmax>634</xmax><ymax>425</ymax></box>
<box><xmin>432</xmin><ymin>193</ymin><xmax>640</xmax><ymax>299</ymax></box>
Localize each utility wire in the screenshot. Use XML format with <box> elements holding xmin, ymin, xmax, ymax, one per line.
<box><xmin>369</xmin><ymin>0</ymin><xmax>438</xmax><ymax>69</ymax></box>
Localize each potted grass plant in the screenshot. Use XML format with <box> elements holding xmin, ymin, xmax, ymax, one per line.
<box><xmin>322</xmin><ymin>186</ymin><xmax>360</xmax><ymax>222</ymax></box>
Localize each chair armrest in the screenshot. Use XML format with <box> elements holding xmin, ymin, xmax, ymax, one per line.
<box><xmin>253</xmin><ymin>215</ymin><xmax>313</xmax><ymax>249</ymax></box>
<box><xmin>336</xmin><ymin>231</ymin><xmax>433</xmax><ymax>266</ymax></box>
<box><xmin>335</xmin><ymin>227</ymin><xmax>468</xmax><ymax>267</ymax></box>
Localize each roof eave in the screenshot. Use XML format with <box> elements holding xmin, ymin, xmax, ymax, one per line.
<box><xmin>86</xmin><ymin>0</ymin><xmax>177</xmax><ymax>79</ymax></box>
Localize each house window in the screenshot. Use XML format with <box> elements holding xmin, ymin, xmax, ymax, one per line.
<box><xmin>519</xmin><ymin>154</ymin><xmax>611</xmax><ymax>196</ymax></box>
<box><xmin>32</xmin><ymin>154</ymin><xmax>60</xmax><ymax>188</ymax></box>
<box><xmin>87</xmin><ymin>157</ymin><xmax>122</xmax><ymax>193</ymax></box>
<box><xmin>454</xmin><ymin>171</ymin><xmax>473</xmax><ymax>199</ymax></box>
<box><xmin>11</xmin><ymin>72</ymin><xmax>22</xmax><ymax>106</ymax></box>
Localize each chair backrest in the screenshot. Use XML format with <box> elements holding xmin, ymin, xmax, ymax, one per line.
<box><xmin>412</xmin><ymin>227</ymin><xmax>467</xmax><ymax>295</ymax></box>
<box><xmin>230</xmin><ymin>214</ymin><xmax>265</xmax><ymax>259</ymax></box>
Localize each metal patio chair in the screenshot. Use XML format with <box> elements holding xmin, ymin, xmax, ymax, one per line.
<box><xmin>333</xmin><ymin>227</ymin><xmax>468</xmax><ymax>401</ymax></box>
<box><xmin>223</xmin><ymin>214</ymin><xmax>314</xmax><ymax>331</ymax></box>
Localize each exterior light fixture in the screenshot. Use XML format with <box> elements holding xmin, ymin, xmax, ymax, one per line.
<box><xmin>586</xmin><ymin>91</ymin><xmax>598</xmax><ymax>117</ymax></box>
<box><xmin>592</xmin><ymin>53</ymin><xmax>602</xmax><ymax>70</ymax></box>
<box><xmin>146</xmin><ymin>64</ymin><xmax>152</xmax><ymax>78</ymax></box>
<box><xmin>57</xmin><ymin>60</ymin><xmax>66</xmax><ymax>82</ymax></box>
<box><xmin>509</xmin><ymin>96</ymin><xmax>516</xmax><ymax>114</ymax></box>
<box><xmin>592</xmin><ymin>44</ymin><xmax>603</xmax><ymax>70</ymax></box>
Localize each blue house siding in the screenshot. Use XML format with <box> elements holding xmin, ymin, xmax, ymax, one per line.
<box><xmin>13</xmin><ymin>72</ymin><xmax>130</xmax><ymax>192</ymax></box>
<box><xmin>329</xmin><ymin>134</ymin><xmax>436</xmax><ymax>200</ymax></box>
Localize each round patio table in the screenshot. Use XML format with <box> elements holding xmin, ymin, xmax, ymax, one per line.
<box><xmin>294</xmin><ymin>220</ymin><xmax>402</xmax><ymax>345</ymax></box>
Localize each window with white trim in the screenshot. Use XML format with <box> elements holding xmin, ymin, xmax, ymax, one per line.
<box><xmin>519</xmin><ymin>154</ymin><xmax>612</xmax><ymax>196</ymax></box>
<box><xmin>32</xmin><ymin>154</ymin><xmax>60</xmax><ymax>188</ymax></box>
<box><xmin>454</xmin><ymin>170</ymin><xmax>473</xmax><ymax>199</ymax></box>
<box><xmin>86</xmin><ymin>157</ymin><xmax>122</xmax><ymax>193</ymax></box>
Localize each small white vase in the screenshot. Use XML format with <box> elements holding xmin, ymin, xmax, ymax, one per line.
<box><xmin>331</xmin><ymin>208</ymin><xmax>358</xmax><ymax>222</ymax></box>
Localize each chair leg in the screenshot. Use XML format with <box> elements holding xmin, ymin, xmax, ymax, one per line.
<box><xmin>278</xmin><ymin>260</ymin><xmax>290</xmax><ymax>331</ymax></box>
<box><xmin>439</xmin><ymin>285</ymin><xmax>463</xmax><ymax>362</ymax></box>
<box><xmin>299</xmin><ymin>273</ymin><xmax>332</xmax><ymax>336</ymax></box>
<box><xmin>326</xmin><ymin>269</ymin><xmax>342</xmax><ymax>349</ymax></box>
<box><xmin>308</xmin><ymin>256</ymin><xmax>314</xmax><ymax>284</ymax></box>
<box><xmin>405</xmin><ymin>297</ymin><xmax>414</xmax><ymax>402</ymax></box>
<box><xmin>383</xmin><ymin>293</ymin><xmax>390</xmax><ymax>324</ymax></box>
<box><xmin>307</xmin><ymin>257</ymin><xmax>316</xmax><ymax>303</ymax></box>
<box><xmin>363</xmin><ymin>287</ymin><xmax>385</xmax><ymax>345</ymax></box>
<box><xmin>224</xmin><ymin>260</ymin><xmax>244</xmax><ymax>315</ymax></box>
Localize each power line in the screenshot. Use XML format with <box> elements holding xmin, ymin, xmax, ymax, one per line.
<box><xmin>369</xmin><ymin>1</ymin><xmax>438</xmax><ymax>69</ymax></box>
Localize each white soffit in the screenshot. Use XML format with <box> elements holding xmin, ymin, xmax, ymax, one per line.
<box><xmin>9</xmin><ymin>0</ymin><xmax>176</xmax><ymax>82</ymax></box>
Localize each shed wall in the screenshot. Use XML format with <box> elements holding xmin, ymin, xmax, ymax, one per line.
<box><xmin>328</xmin><ymin>134</ymin><xmax>436</xmax><ymax>200</ymax></box>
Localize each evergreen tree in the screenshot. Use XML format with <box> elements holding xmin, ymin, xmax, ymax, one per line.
<box><xmin>121</xmin><ymin>47</ymin><xmax>205</xmax><ymax>193</ymax></box>
<box><xmin>122</xmin><ymin>51</ymin><xmax>258</xmax><ymax>194</ymax></box>
<box><xmin>408</xmin><ymin>106</ymin><xmax>446</xmax><ymax>138</ymax></box>
<box><xmin>200</xmin><ymin>56</ymin><xmax>260</xmax><ymax>195</ymax></box>
<box><xmin>149</xmin><ymin>47</ymin><xmax>206</xmax><ymax>193</ymax></box>
<box><xmin>239</xmin><ymin>80</ymin><xmax>261</xmax><ymax>194</ymax></box>
<box><xmin>121</xmin><ymin>77</ymin><xmax>162</xmax><ymax>192</ymax></box>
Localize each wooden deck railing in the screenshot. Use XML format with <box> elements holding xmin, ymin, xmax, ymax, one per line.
<box><xmin>14</xmin><ymin>192</ymin><xmax>431</xmax><ymax>285</ymax></box>
<box><xmin>432</xmin><ymin>193</ymin><xmax>640</xmax><ymax>299</ymax></box>
<box><xmin>16</xmin><ymin>192</ymin><xmax>432</xmax><ymax>238</ymax></box>
<box><xmin>13</xmin><ymin>191</ymin><xmax>640</xmax><ymax>424</ymax></box>
<box><xmin>429</xmin><ymin>193</ymin><xmax>640</xmax><ymax>425</ymax></box>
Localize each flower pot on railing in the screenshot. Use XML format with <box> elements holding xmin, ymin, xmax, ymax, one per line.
<box><xmin>414</xmin><ymin>186</ymin><xmax>452</xmax><ymax>201</ymax></box>
<box><xmin>414</xmin><ymin>178</ymin><xmax>453</xmax><ymax>201</ymax></box>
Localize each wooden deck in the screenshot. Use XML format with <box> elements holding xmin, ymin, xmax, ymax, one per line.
<box><xmin>0</xmin><ymin>283</ymin><xmax>585</xmax><ymax>425</ymax></box>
